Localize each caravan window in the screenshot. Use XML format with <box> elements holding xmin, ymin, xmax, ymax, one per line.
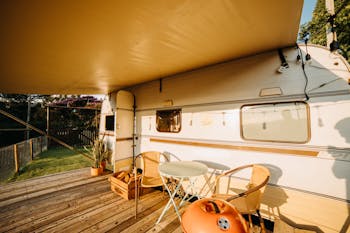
<box><xmin>105</xmin><ymin>115</ymin><xmax>115</xmax><ymax>131</ymax></box>
<box><xmin>240</xmin><ymin>102</ymin><xmax>310</xmax><ymax>143</ymax></box>
<box><xmin>156</xmin><ymin>109</ymin><xmax>181</xmax><ymax>133</ymax></box>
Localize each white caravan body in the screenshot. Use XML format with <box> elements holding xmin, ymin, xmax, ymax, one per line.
<box><xmin>100</xmin><ymin>44</ymin><xmax>350</xmax><ymax>233</ymax></box>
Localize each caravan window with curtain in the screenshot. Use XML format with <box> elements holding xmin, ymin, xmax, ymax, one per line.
<box><xmin>156</xmin><ymin>109</ymin><xmax>181</xmax><ymax>133</ymax></box>
<box><xmin>240</xmin><ymin>102</ymin><xmax>310</xmax><ymax>143</ymax></box>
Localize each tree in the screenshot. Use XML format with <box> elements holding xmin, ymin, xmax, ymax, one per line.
<box><xmin>299</xmin><ymin>0</ymin><xmax>350</xmax><ymax>62</ymax></box>
<box><xmin>0</xmin><ymin>94</ymin><xmax>48</xmax><ymax>147</ymax></box>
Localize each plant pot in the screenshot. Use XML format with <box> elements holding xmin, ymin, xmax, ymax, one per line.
<box><xmin>91</xmin><ymin>167</ymin><xmax>103</xmax><ymax>176</ymax></box>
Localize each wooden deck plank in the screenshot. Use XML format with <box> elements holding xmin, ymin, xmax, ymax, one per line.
<box><xmin>118</xmin><ymin>197</ymin><xmax>185</xmax><ymax>233</ymax></box>
<box><xmin>77</xmin><ymin>190</ymin><xmax>167</xmax><ymax>233</ymax></box>
<box><xmin>36</xmin><ymin>194</ymin><xmax>122</xmax><ymax>232</ymax></box>
<box><xmin>145</xmin><ymin>202</ymin><xmax>186</xmax><ymax>233</ymax></box>
<box><xmin>0</xmin><ymin>180</ymin><xmax>109</xmax><ymax>220</ymax></box>
<box><xmin>0</xmin><ymin>168</ymin><xmax>90</xmax><ymax>194</ymax></box>
<box><xmin>0</xmin><ymin>169</ymin><xmax>102</xmax><ymax>201</ymax></box>
<box><xmin>48</xmin><ymin>194</ymin><xmax>129</xmax><ymax>232</ymax></box>
<box><xmin>170</xmin><ymin>227</ymin><xmax>184</xmax><ymax>233</ymax></box>
<box><xmin>0</xmin><ymin>182</ymin><xmax>111</xmax><ymax>228</ymax></box>
<box><xmin>0</xmin><ymin>172</ymin><xmax>182</xmax><ymax>233</ymax></box>
<box><xmin>0</xmin><ymin>169</ymin><xmax>272</xmax><ymax>233</ymax></box>
<box><xmin>2</xmin><ymin>188</ymin><xmax>117</xmax><ymax>233</ymax></box>
<box><xmin>0</xmin><ymin>173</ymin><xmax>110</xmax><ymax>208</ymax></box>
<box><xmin>96</xmin><ymin>193</ymin><xmax>170</xmax><ymax>233</ymax></box>
<box><xmin>0</xmin><ymin>186</ymin><xmax>112</xmax><ymax>231</ymax></box>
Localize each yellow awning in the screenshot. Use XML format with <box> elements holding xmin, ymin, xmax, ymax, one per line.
<box><xmin>0</xmin><ymin>0</ymin><xmax>303</xmax><ymax>94</ymax></box>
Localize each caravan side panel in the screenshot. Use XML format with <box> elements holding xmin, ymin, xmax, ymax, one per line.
<box><xmin>129</xmin><ymin>45</ymin><xmax>350</xmax><ymax>233</ymax></box>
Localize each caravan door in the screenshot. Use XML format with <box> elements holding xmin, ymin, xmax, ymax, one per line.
<box><xmin>114</xmin><ymin>90</ymin><xmax>134</xmax><ymax>172</ymax></box>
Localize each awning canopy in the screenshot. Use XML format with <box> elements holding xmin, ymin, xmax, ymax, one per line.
<box><xmin>0</xmin><ymin>0</ymin><xmax>303</xmax><ymax>94</ymax></box>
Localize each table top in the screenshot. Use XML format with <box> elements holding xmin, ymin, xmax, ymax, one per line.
<box><xmin>192</xmin><ymin>160</ymin><xmax>230</xmax><ymax>171</ymax></box>
<box><xmin>159</xmin><ymin>161</ymin><xmax>208</xmax><ymax>178</ymax></box>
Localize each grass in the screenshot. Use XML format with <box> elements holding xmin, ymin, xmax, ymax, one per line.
<box><xmin>6</xmin><ymin>147</ymin><xmax>94</xmax><ymax>183</ymax></box>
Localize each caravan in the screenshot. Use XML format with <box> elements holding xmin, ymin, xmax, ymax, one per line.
<box><xmin>100</xmin><ymin>44</ymin><xmax>350</xmax><ymax>232</ymax></box>
<box><xmin>1</xmin><ymin>0</ymin><xmax>349</xmax><ymax>231</ymax></box>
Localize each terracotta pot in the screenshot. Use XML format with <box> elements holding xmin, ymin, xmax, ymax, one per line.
<box><xmin>91</xmin><ymin>167</ymin><xmax>103</xmax><ymax>176</ymax></box>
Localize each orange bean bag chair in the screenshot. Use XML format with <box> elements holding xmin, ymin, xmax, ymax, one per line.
<box><xmin>181</xmin><ymin>198</ymin><xmax>249</xmax><ymax>233</ymax></box>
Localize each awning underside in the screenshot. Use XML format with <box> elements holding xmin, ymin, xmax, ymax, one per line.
<box><xmin>0</xmin><ymin>0</ymin><xmax>303</xmax><ymax>94</ymax></box>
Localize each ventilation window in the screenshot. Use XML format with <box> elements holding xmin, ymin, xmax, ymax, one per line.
<box><xmin>156</xmin><ymin>109</ymin><xmax>181</xmax><ymax>133</ymax></box>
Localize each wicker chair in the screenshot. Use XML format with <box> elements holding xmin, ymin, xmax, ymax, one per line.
<box><xmin>212</xmin><ymin>164</ymin><xmax>270</xmax><ymax>233</ymax></box>
<box><xmin>134</xmin><ymin>151</ymin><xmax>170</xmax><ymax>218</ymax></box>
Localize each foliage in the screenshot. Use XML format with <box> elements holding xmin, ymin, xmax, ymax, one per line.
<box><xmin>49</xmin><ymin>107</ymin><xmax>99</xmax><ymax>130</ymax></box>
<box><xmin>0</xmin><ymin>94</ymin><xmax>101</xmax><ymax>147</ymax></box>
<box><xmin>299</xmin><ymin>0</ymin><xmax>350</xmax><ymax>62</ymax></box>
<box><xmin>84</xmin><ymin>137</ymin><xmax>109</xmax><ymax>168</ymax></box>
<box><xmin>49</xmin><ymin>95</ymin><xmax>101</xmax><ymax>108</ymax></box>
<box><xmin>0</xmin><ymin>96</ymin><xmax>48</xmax><ymax>147</ymax></box>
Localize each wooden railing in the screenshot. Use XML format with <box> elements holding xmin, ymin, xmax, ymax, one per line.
<box><xmin>50</xmin><ymin>128</ymin><xmax>97</xmax><ymax>147</ymax></box>
<box><xmin>0</xmin><ymin>136</ymin><xmax>47</xmax><ymax>182</ymax></box>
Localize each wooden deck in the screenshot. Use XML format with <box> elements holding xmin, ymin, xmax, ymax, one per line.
<box><xmin>1</xmin><ymin>167</ymin><xmax>324</xmax><ymax>233</ymax></box>
<box><xmin>0</xmin><ymin>168</ymin><xmax>185</xmax><ymax>233</ymax></box>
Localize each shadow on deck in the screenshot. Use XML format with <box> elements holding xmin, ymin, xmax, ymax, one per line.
<box><xmin>0</xmin><ymin>168</ymin><xmax>183</xmax><ymax>233</ymax></box>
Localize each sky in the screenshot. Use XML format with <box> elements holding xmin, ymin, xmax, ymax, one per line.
<box><xmin>300</xmin><ymin>0</ymin><xmax>317</xmax><ymax>25</ymax></box>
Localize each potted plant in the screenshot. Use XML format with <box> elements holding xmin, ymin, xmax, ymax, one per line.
<box><xmin>86</xmin><ymin>137</ymin><xmax>109</xmax><ymax>176</ymax></box>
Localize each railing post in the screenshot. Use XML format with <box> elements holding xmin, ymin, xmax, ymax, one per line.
<box><xmin>39</xmin><ymin>136</ymin><xmax>42</xmax><ymax>153</ymax></box>
<box><xmin>14</xmin><ymin>144</ymin><xmax>19</xmax><ymax>173</ymax></box>
<box><xmin>30</xmin><ymin>138</ymin><xmax>33</xmax><ymax>161</ymax></box>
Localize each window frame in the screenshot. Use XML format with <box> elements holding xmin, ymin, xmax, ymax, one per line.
<box><xmin>240</xmin><ymin>101</ymin><xmax>311</xmax><ymax>144</ymax></box>
<box><xmin>156</xmin><ymin>109</ymin><xmax>182</xmax><ymax>133</ymax></box>
<box><xmin>105</xmin><ymin>115</ymin><xmax>115</xmax><ymax>132</ymax></box>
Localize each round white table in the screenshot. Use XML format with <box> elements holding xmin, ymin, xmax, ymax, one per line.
<box><xmin>193</xmin><ymin>160</ymin><xmax>230</xmax><ymax>196</ymax></box>
<box><xmin>159</xmin><ymin>161</ymin><xmax>208</xmax><ymax>178</ymax></box>
<box><xmin>156</xmin><ymin>161</ymin><xmax>208</xmax><ymax>224</ymax></box>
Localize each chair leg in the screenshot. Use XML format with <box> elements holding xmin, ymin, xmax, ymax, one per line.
<box><xmin>256</xmin><ymin>210</ymin><xmax>266</xmax><ymax>233</ymax></box>
<box><xmin>248</xmin><ymin>214</ymin><xmax>253</xmax><ymax>229</ymax></box>
<box><xmin>135</xmin><ymin>169</ymin><xmax>140</xmax><ymax>219</ymax></box>
<box><xmin>135</xmin><ymin>183</ymin><xmax>138</xmax><ymax>219</ymax></box>
<box><xmin>135</xmin><ymin>178</ymin><xmax>137</xmax><ymax>219</ymax></box>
